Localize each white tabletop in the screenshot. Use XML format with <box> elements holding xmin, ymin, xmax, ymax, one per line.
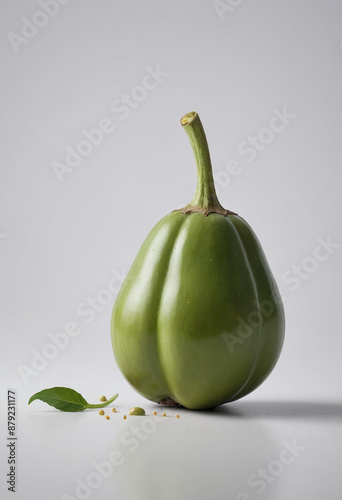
<box><xmin>2</xmin><ymin>392</ymin><xmax>341</xmax><ymax>500</ymax></box>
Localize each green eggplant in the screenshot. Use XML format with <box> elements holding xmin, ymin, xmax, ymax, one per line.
<box><xmin>111</xmin><ymin>111</ymin><xmax>285</xmax><ymax>410</ymax></box>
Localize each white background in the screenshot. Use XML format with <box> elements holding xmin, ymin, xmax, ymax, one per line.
<box><xmin>1</xmin><ymin>1</ymin><xmax>341</xmax><ymax>499</ymax></box>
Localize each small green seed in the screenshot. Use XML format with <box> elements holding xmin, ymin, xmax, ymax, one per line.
<box><xmin>99</xmin><ymin>395</ymin><xmax>107</xmax><ymax>402</ymax></box>
<box><xmin>129</xmin><ymin>407</ymin><xmax>145</xmax><ymax>416</ymax></box>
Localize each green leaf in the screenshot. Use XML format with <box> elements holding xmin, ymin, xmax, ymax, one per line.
<box><xmin>28</xmin><ymin>387</ymin><xmax>88</xmax><ymax>412</ymax></box>
<box><xmin>28</xmin><ymin>387</ymin><xmax>119</xmax><ymax>412</ymax></box>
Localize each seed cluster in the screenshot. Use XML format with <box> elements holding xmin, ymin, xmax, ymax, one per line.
<box><xmin>98</xmin><ymin>409</ymin><xmax>180</xmax><ymax>420</ymax></box>
<box><xmin>97</xmin><ymin>397</ymin><xmax>180</xmax><ymax>420</ymax></box>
